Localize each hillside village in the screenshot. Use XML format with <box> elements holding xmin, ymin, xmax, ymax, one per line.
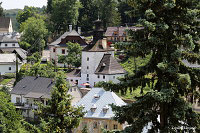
<box><xmin>0</xmin><ymin>0</ymin><xmax>200</xmax><ymax>133</ymax></box>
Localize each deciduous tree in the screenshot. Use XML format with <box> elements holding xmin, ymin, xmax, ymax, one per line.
<box><xmin>20</xmin><ymin>17</ymin><xmax>48</xmax><ymax>53</ymax></box>
<box><xmin>47</xmin><ymin>0</ymin><xmax>81</xmax><ymax>34</ymax></box>
<box><xmin>58</xmin><ymin>42</ymin><xmax>82</xmax><ymax>68</ymax></box>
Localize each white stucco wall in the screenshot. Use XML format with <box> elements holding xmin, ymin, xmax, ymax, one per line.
<box><xmin>79</xmin><ymin>73</ymin><xmax>124</xmax><ymax>87</ymax></box>
<box><xmin>11</xmin><ymin>94</ymin><xmax>26</xmax><ymax>104</ymax></box>
<box><xmin>0</xmin><ymin>42</ymin><xmax>19</xmax><ymax>48</ymax></box>
<box><xmin>67</xmin><ymin>86</ymin><xmax>82</xmax><ymax>105</ymax></box>
<box><xmin>50</xmin><ymin>46</ymin><xmax>69</xmax><ymax>67</ymax></box>
<box><xmin>0</xmin><ymin>63</ymin><xmax>22</xmax><ymax>75</ymax></box>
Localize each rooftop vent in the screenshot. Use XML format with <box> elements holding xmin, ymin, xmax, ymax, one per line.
<box><xmin>91</xmin><ymin>104</ymin><xmax>97</xmax><ymax>113</ymax></box>
<box><xmin>94</xmin><ymin>94</ymin><xmax>100</xmax><ymax>99</ymax></box>
<box><xmin>103</xmin><ymin>105</ymin><xmax>109</xmax><ymax>113</ymax></box>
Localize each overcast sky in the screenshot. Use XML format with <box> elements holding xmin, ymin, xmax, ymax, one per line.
<box><xmin>0</xmin><ymin>0</ymin><xmax>47</xmax><ymax>9</ymax></box>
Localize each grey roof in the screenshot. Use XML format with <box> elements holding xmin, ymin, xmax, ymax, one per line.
<box><xmin>49</xmin><ymin>31</ymin><xmax>70</xmax><ymax>46</ymax></box>
<box><xmin>0</xmin><ymin>17</ymin><xmax>10</xmax><ymax>29</ymax></box>
<box><xmin>105</xmin><ymin>26</ymin><xmax>144</xmax><ymax>37</ymax></box>
<box><xmin>13</xmin><ymin>48</ymin><xmax>27</xmax><ymax>60</ymax></box>
<box><xmin>182</xmin><ymin>60</ymin><xmax>200</xmax><ymax>68</ymax></box>
<box><xmin>0</xmin><ymin>35</ymin><xmax>18</xmax><ymax>43</ymax></box>
<box><xmin>67</xmin><ymin>69</ymin><xmax>81</xmax><ymax>77</ymax></box>
<box><xmin>82</xmin><ymin>39</ymin><xmax>114</xmax><ymax>52</ymax></box>
<box><xmin>49</xmin><ymin>30</ymin><xmax>82</xmax><ymax>46</ymax></box>
<box><xmin>95</xmin><ymin>54</ymin><xmax>126</xmax><ymax>75</ymax></box>
<box><xmin>0</xmin><ymin>47</ymin><xmax>22</xmax><ymax>53</ymax></box>
<box><xmin>0</xmin><ymin>53</ymin><xmax>19</xmax><ymax>63</ymax></box>
<box><xmin>67</xmin><ymin>30</ymin><xmax>80</xmax><ymax>36</ymax></box>
<box><xmin>11</xmin><ymin>76</ymin><xmax>54</xmax><ymax>97</ymax></box>
<box><xmin>76</xmin><ymin>88</ymin><xmax>126</xmax><ymax>119</ymax></box>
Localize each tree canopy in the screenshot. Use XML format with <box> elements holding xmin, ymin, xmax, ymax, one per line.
<box><xmin>16</xmin><ymin>6</ymin><xmax>38</xmax><ymax>25</ymax></box>
<box><xmin>37</xmin><ymin>72</ymin><xmax>84</xmax><ymax>132</ymax></box>
<box><xmin>58</xmin><ymin>42</ymin><xmax>82</xmax><ymax>68</ymax></box>
<box><xmin>47</xmin><ymin>0</ymin><xmax>81</xmax><ymax>34</ymax></box>
<box><xmin>20</xmin><ymin>17</ymin><xmax>48</xmax><ymax>53</ymax></box>
<box><xmin>102</xmin><ymin>0</ymin><xmax>200</xmax><ymax>132</ymax></box>
<box><xmin>0</xmin><ymin>91</ymin><xmax>26</xmax><ymax>132</ymax></box>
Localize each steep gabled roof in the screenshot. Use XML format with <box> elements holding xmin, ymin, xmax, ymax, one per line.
<box><xmin>76</xmin><ymin>87</ymin><xmax>126</xmax><ymax>119</ymax></box>
<box><xmin>0</xmin><ymin>53</ymin><xmax>20</xmax><ymax>64</ymax></box>
<box><xmin>49</xmin><ymin>30</ymin><xmax>84</xmax><ymax>46</ymax></box>
<box><xmin>95</xmin><ymin>54</ymin><xmax>126</xmax><ymax>75</ymax></box>
<box><xmin>0</xmin><ymin>35</ymin><xmax>18</xmax><ymax>43</ymax></box>
<box><xmin>67</xmin><ymin>30</ymin><xmax>80</xmax><ymax>36</ymax></box>
<box><xmin>49</xmin><ymin>31</ymin><xmax>70</xmax><ymax>46</ymax></box>
<box><xmin>82</xmin><ymin>39</ymin><xmax>114</xmax><ymax>52</ymax></box>
<box><xmin>11</xmin><ymin>76</ymin><xmax>54</xmax><ymax>97</ymax></box>
<box><xmin>13</xmin><ymin>48</ymin><xmax>27</xmax><ymax>60</ymax></box>
<box><xmin>0</xmin><ymin>17</ymin><xmax>10</xmax><ymax>29</ymax></box>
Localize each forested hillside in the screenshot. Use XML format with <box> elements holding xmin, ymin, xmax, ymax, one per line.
<box><xmin>4</xmin><ymin>9</ymin><xmax>21</xmax><ymax>31</ymax></box>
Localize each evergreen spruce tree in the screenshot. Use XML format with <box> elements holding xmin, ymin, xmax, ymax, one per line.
<box><xmin>105</xmin><ymin>0</ymin><xmax>200</xmax><ymax>132</ymax></box>
<box><xmin>37</xmin><ymin>72</ymin><xmax>84</xmax><ymax>133</ymax></box>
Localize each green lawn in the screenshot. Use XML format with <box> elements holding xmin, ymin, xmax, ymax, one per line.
<box><xmin>0</xmin><ymin>78</ymin><xmax>13</xmax><ymax>85</ymax></box>
<box><xmin>117</xmin><ymin>54</ymin><xmax>152</xmax><ymax>100</ymax></box>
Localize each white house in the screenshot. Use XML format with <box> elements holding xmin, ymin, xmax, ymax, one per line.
<box><xmin>0</xmin><ymin>35</ymin><xmax>20</xmax><ymax>48</ymax></box>
<box><xmin>11</xmin><ymin>76</ymin><xmax>83</xmax><ymax>120</ymax></box>
<box><xmin>0</xmin><ymin>17</ymin><xmax>13</xmax><ymax>34</ymax></box>
<box><xmin>0</xmin><ymin>53</ymin><xmax>22</xmax><ymax>75</ymax></box>
<box><xmin>74</xmin><ymin>87</ymin><xmax>127</xmax><ymax>133</ymax></box>
<box><xmin>67</xmin><ymin>19</ymin><xmax>126</xmax><ymax>87</ymax></box>
<box><xmin>49</xmin><ymin>25</ymin><xmax>87</xmax><ymax>67</ymax></box>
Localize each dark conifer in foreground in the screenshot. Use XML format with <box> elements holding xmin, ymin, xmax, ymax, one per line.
<box><xmin>37</xmin><ymin>72</ymin><xmax>84</xmax><ymax>133</ymax></box>
<box><xmin>103</xmin><ymin>0</ymin><xmax>200</xmax><ymax>132</ymax></box>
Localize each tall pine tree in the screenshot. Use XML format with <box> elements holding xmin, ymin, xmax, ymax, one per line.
<box><xmin>37</xmin><ymin>72</ymin><xmax>84</xmax><ymax>132</ymax></box>
<box><xmin>104</xmin><ymin>0</ymin><xmax>200</xmax><ymax>132</ymax></box>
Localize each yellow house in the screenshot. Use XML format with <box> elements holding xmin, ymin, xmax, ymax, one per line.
<box><xmin>74</xmin><ymin>88</ymin><xmax>126</xmax><ymax>133</ymax></box>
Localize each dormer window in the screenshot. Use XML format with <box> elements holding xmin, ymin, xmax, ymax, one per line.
<box><xmin>91</xmin><ymin>104</ymin><xmax>97</xmax><ymax>112</ymax></box>
<box><xmin>94</xmin><ymin>94</ymin><xmax>100</xmax><ymax>99</ymax></box>
<box><xmin>103</xmin><ymin>105</ymin><xmax>109</xmax><ymax>113</ymax></box>
<box><xmin>102</xmin><ymin>63</ymin><xmax>106</xmax><ymax>67</ymax></box>
<box><xmin>114</xmin><ymin>31</ymin><xmax>118</xmax><ymax>35</ymax></box>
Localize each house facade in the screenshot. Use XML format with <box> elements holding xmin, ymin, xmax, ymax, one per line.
<box><xmin>0</xmin><ymin>53</ymin><xmax>22</xmax><ymax>75</ymax></box>
<box><xmin>49</xmin><ymin>26</ymin><xmax>87</xmax><ymax>67</ymax></box>
<box><xmin>0</xmin><ymin>17</ymin><xmax>13</xmax><ymax>34</ymax></box>
<box><xmin>105</xmin><ymin>26</ymin><xmax>143</xmax><ymax>43</ymax></box>
<box><xmin>11</xmin><ymin>76</ymin><xmax>83</xmax><ymax>120</ymax></box>
<box><xmin>74</xmin><ymin>87</ymin><xmax>126</xmax><ymax>133</ymax></box>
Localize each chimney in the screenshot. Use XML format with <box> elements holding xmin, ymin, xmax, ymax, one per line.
<box><xmin>102</xmin><ymin>38</ymin><xmax>107</xmax><ymax>49</ymax></box>
<box><xmin>69</xmin><ymin>25</ymin><xmax>72</xmax><ymax>32</ymax></box>
<box><xmin>78</xmin><ymin>27</ymin><xmax>81</xmax><ymax>35</ymax></box>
